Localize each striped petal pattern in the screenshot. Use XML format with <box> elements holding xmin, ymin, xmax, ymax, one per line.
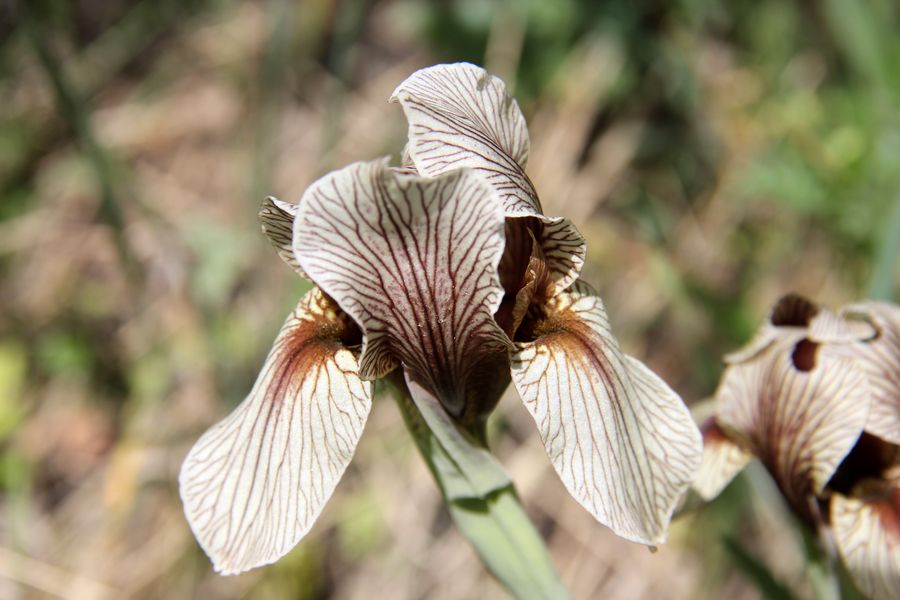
<box><xmin>259</xmin><ymin>196</ymin><xmax>307</xmax><ymax>278</ymax></box>
<box><xmin>293</xmin><ymin>158</ymin><xmax>511</xmax><ymax>417</ymax></box>
<box><xmin>179</xmin><ymin>288</ymin><xmax>372</xmax><ymax>574</ymax></box>
<box><xmin>842</xmin><ymin>302</ymin><xmax>900</xmax><ymax>445</ymax></box>
<box><xmin>716</xmin><ymin>339</ymin><xmax>871</xmax><ymax>513</ymax></box>
<box><xmin>831</xmin><ymin>487</ymin><xmax>900</xmax><ymax>600</ymax></box>
<box><xmin>391</xmin><ymin>62</ymin><xmax>535</xmax><ymax>214</ymax></box>
<box><xmin>510</xmin><ymin>281</ymin><xmax>702</xmax><ymax>544</ymax></box>
<box><xmin>392</xmin><ymin>63</ymin><xmax>585</xmax><ymax>293</ymax></box>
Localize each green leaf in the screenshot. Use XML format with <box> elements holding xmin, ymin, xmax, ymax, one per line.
<box><xmin>405</xmin><ymin>377</ymin><xmax>511</xmax><ymax>499</ymax></box>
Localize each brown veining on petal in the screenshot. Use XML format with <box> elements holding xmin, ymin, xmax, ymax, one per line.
<box><xmin>295</xmin><ymin>160</ymin><xmax>511</xmax><ymax>420</ymax></box>
<box><xmin>265</xmin><ymin>291</ymin><xmax>363</xmax><ymax>406</ymax></box>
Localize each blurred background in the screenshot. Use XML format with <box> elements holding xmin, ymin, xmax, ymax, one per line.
<box><xmin>1</xmin><ymin>0</ymin><xmax>898</xmax><ymax>598</ymax></box>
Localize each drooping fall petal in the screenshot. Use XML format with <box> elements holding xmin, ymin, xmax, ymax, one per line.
<box><xmin>716</xmin><ymin>339</ymin><xmax>871</xmax><ymax>514</ymax></box>
<box><xmin>831</xmin><ymin>486</ymin><xmax>900</xmax><ymax>600</ymax></box>
<box><xmin>179</xmin><ymin>288</ymin><xmax>372</xmax><ymax>575</ymax></box>
<box><xmin>693</xmin><ymin>417</ymin><xmax>752</xmax><ymax>501</ymax></box>
<box><xmin>510</xmin><ymin>280</ymin><xmax>702</xmax><ymax>544</ymax></box>
<box><xmin>259</xmin><ymin>196</ymin><xmax>307</xmax><ymax>278</ymax></box>
<box><xmin>842</xmin><ymin>302</ymin><xmax>900</xmax><ymax>445</ymax></box>
<box><xmin>391</xmin><ymin>62</ymin><xmax>585</xmax><ymax>293</ymax></box>
<box><xmin>293</xmin><ymin>158</ymin><xmax>511</xmax><ymax>417</ymax></box>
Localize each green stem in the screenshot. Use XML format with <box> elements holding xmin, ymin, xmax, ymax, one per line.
<box><xmin>389</xmin><ymin>382</ymin><xmax>569</xmax><ymax>600</ymax></box>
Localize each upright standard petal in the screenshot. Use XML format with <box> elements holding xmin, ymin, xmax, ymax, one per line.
<box><xmin>831</xmin><ymin>486</ymin><xmax>900</xmax><ymax>600</ymax></box>
<box><xmin>179</xmin><ymin>288</ymin><xmax>372</xmax><ymax>574</ymax></box>
<box><xmin>716</xmin><ymin>340</ymin><xmax>870</xmax><ymax>517</ymax></box>
<box><xmin>259</xmin><ymin>196</ymin><xmax>307</xmax><ymax>278</ymax></box>
<box><xmin>510</xmin><ymin>280</ymin><xmax>702</xmax><ymax>544</ymax></box>
<box><xmin>842</xmin><ymin>302</ymin><xmax>900</xmax><ymax>445</ymax></box>
<box><xmin>391</xmin><ymin>63</ymin><xmax>585</xmax><ymax>293</ymax></box>
<box><xmin>294</xmin><ymin>158</ymin><xmax>511</xmax><ymax>418</ymax></box>
<box><xmin>391</xmin><ymin>62</ymin><xmax>535</xmax><ymax>213</ymax></box>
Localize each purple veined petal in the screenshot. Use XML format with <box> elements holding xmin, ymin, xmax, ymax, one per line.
<box><xmin>510</xmin><ymin>280</ymin><xmax>703</xmax><ymax>545</ymax></box>
<box><xmin>831</xmin><ymin>485</ymin><xmax>900</xmax><ymax>600</ymax></box>
<box><xmin>259</xmin><ymin>196</ymin><xmax>307</xmax><ymax>278</ymax></box>
<box><xmin>391</xmin><ymin>63</ymin><xmax>586</xmax><ymax>294</ymax></box>
<box><xmin>841</xmin><ymin>302</ymin><xmax>900</xmax><ymax>445</ymax></box>
<box><xmin>293</xmin><ymin>158</ymin><xmax>512</xmax><ymax>418</ymax></box>
<box><xmin>716</xmin><ymin>338</ymin><xmax>871</xmax><ymax>515</ymax></box>
<box><xmin>179</xmin><ymin>287</ymin><xmax>372</xmax><ymax>575</ymax></box>
<box><xmin>693</xmin><ymin>417</ymin><xmax>753</xmax><ymax>501</ymax></box>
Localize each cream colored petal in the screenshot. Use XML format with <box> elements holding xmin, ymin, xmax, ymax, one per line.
<box><xmin>831</xmin><ymin>488</ymin><xmax>900</xmax><ymax>600</ymax></box>
<box><xmin>391</xmin><ymin>63</ymin><xmax>585</xmax><ymax>293</ymax></box>
<box><xmin>842</xmin><ymin>302</ymin><xmax>900</xmax><ymax>445</ymax></box>
<box><xmin>510</xmin><ymin>280</ymin><xmax>702</xmax><ymax>544</ymax></box>
<box><xmin>259</xmin><ymin>196</ymin><xmax>307</xmax><ymax>278</ymax></box>
<box><xmin>391</xmin><ymin>62</ymin><xmax>534</xmax><ymax>212</ymax></box>
<box><xmin>293</xmin><ymin>158</ymin><xmax>511</xmax><ymax>417</ymax></box>
<box><xmin>179</xmin><ymin>288</ymin><xmax>372</xmax><ymax>574</ymax></box>
<box><xmin>693</xmin><ymin>418</ymin><xmax>752</xmax><ymax>501</ymax></box>
<box><xmin>716</xmin><ymin>340</ymin><xmax>870</xmax><ymax>508</ymax></box>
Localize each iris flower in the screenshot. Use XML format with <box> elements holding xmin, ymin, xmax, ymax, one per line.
<box><xmin>179</xmin><ymin>63</ymin><xmax>702</xmax><ymax>575</ymax></box>
<box><xmin>694</xmin><ymin>294</ymin><xmax>900</xmax><ymax>599</ymax></box>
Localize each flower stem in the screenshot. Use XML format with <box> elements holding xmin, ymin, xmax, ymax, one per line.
<box><xmin>389</xmin><ymin>382</ymin><xmax>569</xmax><ymax>599</ymax></box>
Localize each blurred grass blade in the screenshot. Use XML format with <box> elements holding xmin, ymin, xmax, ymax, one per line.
<box><xmin>868</xmin><ymin>197</ymin><xmax>900</xmax><ymax>301</ymax></box>
<box><xmin>723</xmin><ymin>536</ymin><xmax>796</xmax><ymax>600</ymax></box>
<box><xmin>392</xmin><ymin>385</ymin><xmax>568</xmax><ymax>599</ymax></box>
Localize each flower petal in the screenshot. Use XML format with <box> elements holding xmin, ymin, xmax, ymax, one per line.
<box><xmin>179</xmin><ymin>288</ymin><xmax>372</xmax><ymax>574</ymax></box>
<box><xmin>391</xmin><ymin>62</ymin><xmax>535</xmax><ymax>213</ymax></box>
<box><xmin>725</xmin><ymin>294</ymin><xmax>874</xmax><ymax>365</ymax></box>
<box><xmin>294</xmin><ymin>158</ymin><xmax>511</xmax><ymax>417</ymax></box>
<box><xmin>716</xmin><ymin>340</ymin><xmax>870</xmax><ymax>512</ymax></box>
<box><xmin>510</xmin><ymin>280</ymin><xmax>702</xmax><ymax>544</ymax></box>
<box><xmin>391</xmin><ymin>63</ymin><xmax>585</xmax><ymax>293</ymax></box>
<box><xmin>259</xmin><ymin>196</ymin><xmax>307</xmax><ymax>278</ymax></box>
<box><xmin>693</xmin><ymin>417</ymin><xmax>752</xmax><ymax>501</ymax></box>
<box><xmin>842</xmin><ymin>302</ymin><xmax>900</xmax><ymax>445</ymax></box>
<box><xmin>831</xmin><ymin>487</ymin><xmax>900</xmax><ymax>600</ymax></box>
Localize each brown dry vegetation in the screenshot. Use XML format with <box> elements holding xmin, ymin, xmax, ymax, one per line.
<box><xmin>1</xmin><ymin>0</ymin><xmax>897</xmax><ymax>598</ymax></box>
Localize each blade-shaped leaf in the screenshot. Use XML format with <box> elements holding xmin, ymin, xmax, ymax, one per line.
<box><xmin>693</xmin><ymin>417</ymin><xmax>753</xmax><ymax>501</ymax></box>
<box><xmin>391</xmin><ymin>383</ymin><xmax>568</xmax><ymax>599</ymax></box>
<box><xmin>293</xmin><ymin>158</ymin><xmax>511</xmax><ymax>417</ymax></box>
<box><xmin>510</xmin><ymin>280</ymin><xmax>702</xmax><ymax>545</ymax></box>
<box><xmin>391</xmin><ymin>63</ymin><xmax>586</xmax><ymax>294</ymax></box>
<box><xmin>716</xmin><ymin>340</ymin><xmax>870</xmax><ymax>512</ymax></box>
<box><xmin>259</xmin><ymin>196</ymin><xmax>307</xmax><ymax>278</ymax></box>
<box><xmin>179</xmin><ymin>288</ymin><xmax>372</xmax><ymax>575</ymax></box>
<box><xmin>405</xmin><ymin>375</ymin><xmax>511</xmax><ymax>499</ymax></box>
<box><xmin>831</xmin><ymin>487</ymin><xmax>900</xmax><ymax>600</ymax></box>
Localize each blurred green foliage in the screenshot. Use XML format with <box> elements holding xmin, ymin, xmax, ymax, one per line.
<box><xmin>0</xmin><ymin>0</ymin><xmax>897</xmax><ymax>597</ymax></box>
